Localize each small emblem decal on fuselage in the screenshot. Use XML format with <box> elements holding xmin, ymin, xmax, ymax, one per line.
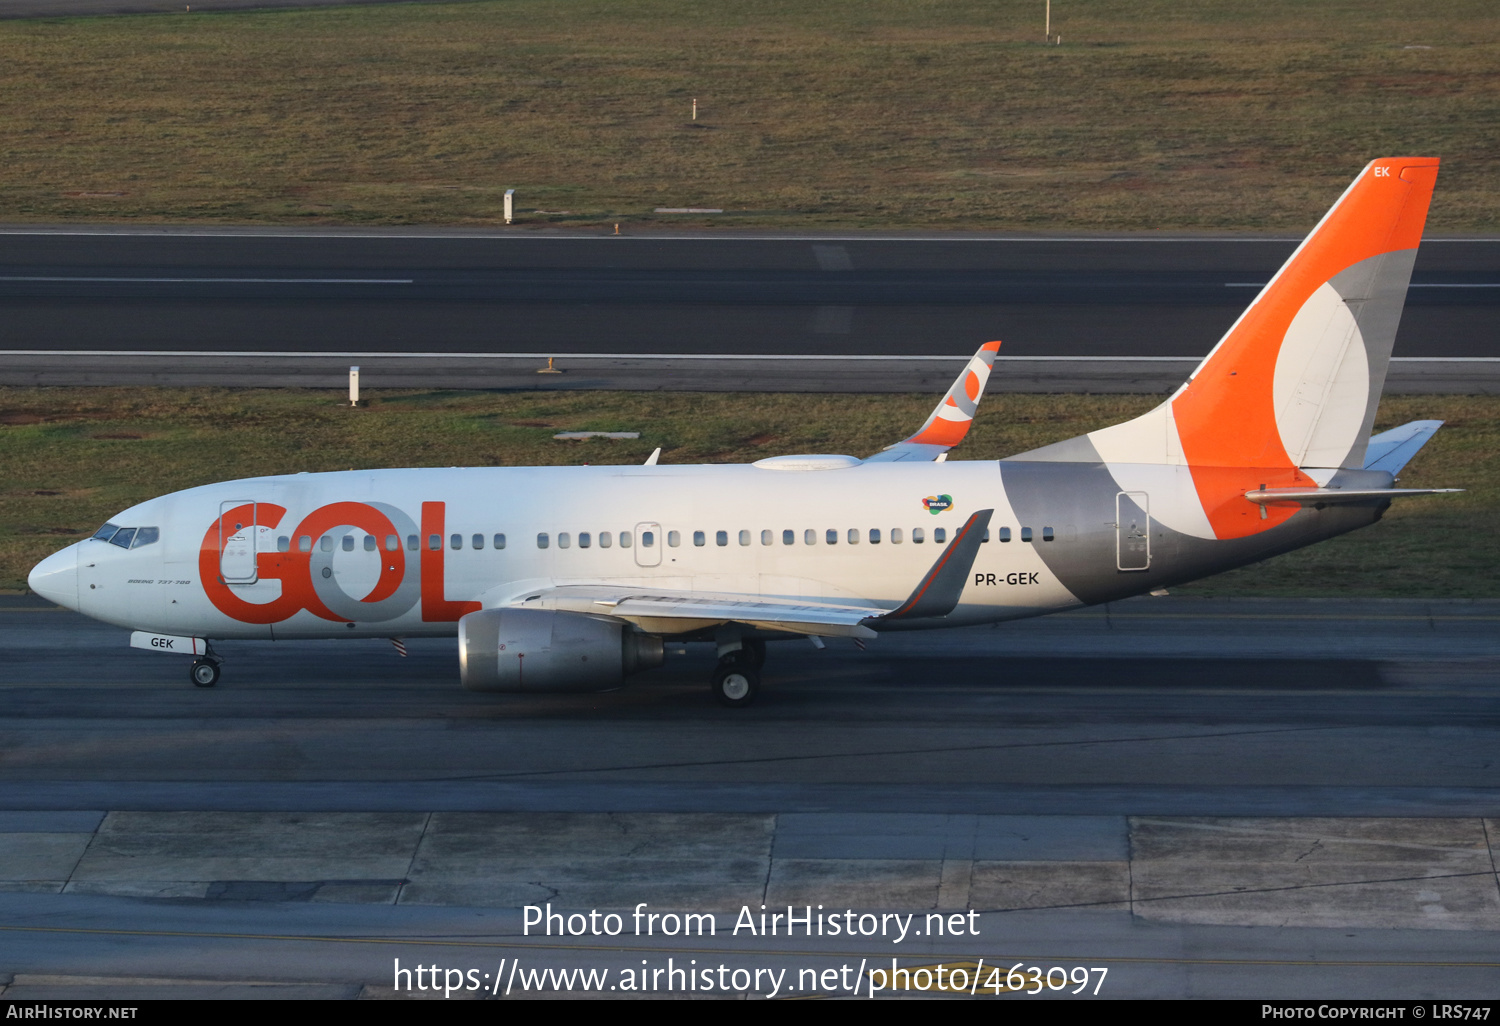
<box><xmin>922</xmin><ymin>494</ymin><xmax>954</xmax><ymax>515</ymax></box>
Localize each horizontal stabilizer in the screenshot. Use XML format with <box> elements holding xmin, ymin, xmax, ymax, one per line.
<box><xmin>1363</xmin><ymin>420</ymin><xmax>1443</xmax><ymax>475</ymax></box>
<box><xmin>1245</xmin><ymin>486</ymin><xmax>1462</xmax><ymax>507</ymax></box>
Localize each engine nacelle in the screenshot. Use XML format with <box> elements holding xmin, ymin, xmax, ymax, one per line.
<box><xmin>457</xmin><ymin>608</ymin><xmax>664</xmax><ymax>692</ymax></box>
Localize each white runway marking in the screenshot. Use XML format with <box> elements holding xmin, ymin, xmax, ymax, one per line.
<box><xmin>0</xmin><ymin>276</ymin><xmax>412</xmax><ymax>284</ymax></box>
<box><xmin>2</xmin><ymin>350</ymin><xmax>1495</xmax><ymax>362</ymax></box>
<box><xmin>1227</xmin><ymin>282</ymin><xmax>1500</xmax><ymax>288</ymax></box>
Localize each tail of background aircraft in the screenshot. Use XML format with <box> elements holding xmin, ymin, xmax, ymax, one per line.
<box><xmin>1014</xmin><ymin>157</ymin><xmax>1441</xmax><ymax>539</ymax></box>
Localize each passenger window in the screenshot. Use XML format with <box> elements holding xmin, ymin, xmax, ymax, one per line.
<box><xmin>109</xmin><ymin>527</ymin><xmax>136</xmax><ymax>549</ymax></box>
<box><xmin>981</xmin><ymin>528</ymin><xmax>990</xmax><ymax>543</ymax></box>
<box><xmin>826</xmin><ymin>529</ymin><xmax>838</xmax><ymax>545</ymax></box>
<box><xmin>537</xmin><ymin>533</ymin><xmax>550</xmax><ymax>549</ymax></box>
<box><xmin>321</xmin><ymin>535</ymin><xmax>335</xmax><ymax>552</ymax></box>
<box><xmin>999</xmin><ymin>527</ymin><xmax>1011</xmax><ymax>542</ymax></box>
<box><xmin>342</xmin><ymin>535</ymin><xmax>355</xmax><ymax>552</ymax></box>
<box><xmin>913</xmin><ymin>528</ymin><xmax>925</xmax><ymax>544</ymax></box>
<box><xmin>559</xmin><ymin>532</ymin><xmax>571</xmax><ymax>549</ymax></box>
<box><xmin>717</xmin><ymin>531</ymin><xmax>729</xmax><ymax>547</ymax></box>
<box><xmin>739</xmin><ymin>530</ymin><xmax>750</xmax><ymax>546</ymax></box>
<box><xmin>847</xmin><ymin>529</ymin><xmax>859</xmax><ymax>545</ymax></box>
<box><xmin>668</xmin><ymin>531</ymin><xmax>680</xmax><ymax>547</ymax></box>
<box><xmin>472</xmin><ymin>534</ymin><xmax>485</xmax><ymax>549</ymax></box>
<box><xmin>761</xmin><ymin>530</ymin><xmax>773</xmax><ymax>546</ymax></box>
<box><xmin>579</xmin><ymin>532</ymin><xmax>591</xmax><ymax>549</ymax></box>
<box><xmin>1043</xmin><ymin>526</ymin><xmax>1055</xmax><ymax>542</ymax></box>
<box><xmin>599</xmin><ymin>532</ymin><xmax>611</xmax><ymax>549</ymax></box>
<box><xmin>693</xmin><ymin>531</ymin><xmax>705</xmax><ymax>547</ymax></box>
<box><xmin>494</xmin><ymin>533</ymin><xmax>507</xmax><ymax>550</ymax></box>
<box><xmin>783</xmin><ymin>529</ymin><xmax>795</xmax><ymax>545</ymax></box>
<box><xmin>299</xmin><ymin>536</ymin><xmax>313</xmax><ymax>552</ymax></box>
<box><xmin>428</xmin><ymin>534</ymin><xmax>441</xmax><ymax>551</ymax></box>
<box><xmin>277</xmin><ymin>536</ymin><xmax>291</xmax><ymax>553</ymax></box>
<box><xmin>934</xmin><ymin>527</ymin><xmax>946</xmax><ymax>544</ymax></box>
<box><xmin>621</xmin><ymin>532</ymin><xmax>633</xmax><ymax>548</ymax></box>
<box><xmin>891</xmin><ymin>528</ymin><xmax>903</xmax><ymax>544</ymax></box>
<box><xmin>869</xmin><ymin>528</ymin><xmax>881</xmax><ymax>544</ymax></box>
<box><xmin>640</xmin><ymin>531</ymin><xmax>653</xmax><ymax>548</ymax></box>
<box><xmin>386</xmin><ymin>535</ymin><xmax>399</xmax><ymax>552</ymax></box>
<box><xmin>1021</xmin><ymin>527</ymin><xmax>1033</xmax><ymax>542</ymax></box>
<box><xmin>450</xmin><ymin>534</ymin><xmax>462</xmax><ymax>550</ymax></box>
<box><xmin>804</xmin><ymin>529</ymin><xmax>816</xmax><ymax>545</ymax></box>
<box><xmin>364</xmin><ymin>535</ymin><xmax>377</xmax><ymax>552</ymax></box>
<box><xmin>131</xmin><ymin>527</ymin><xmax>159</xmax><ymax>548</ymax></box>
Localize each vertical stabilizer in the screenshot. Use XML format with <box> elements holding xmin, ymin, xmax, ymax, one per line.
<box><xmin>1015</xmin><ymin>159</ymin><xmax>1441</xmax><ymax>539</ymax></box>
<box><xmin>1176</xmin><ymin>159</ymin><xmax>1437</xmax><ymax>467</ymax></box>
<box><xmin>1168</xmin><ymin>158</ymin><xmax>1437</xmax><ymax>536</ymax></box>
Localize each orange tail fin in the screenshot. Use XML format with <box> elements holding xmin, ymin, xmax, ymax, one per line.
<box><xmin>1171</xmin><ymin>158</ymin><xmax>1438</xmax><ymax>536</ymax></box>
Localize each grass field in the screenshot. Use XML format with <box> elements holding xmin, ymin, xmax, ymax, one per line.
<box><xmin>2</xmin><ymin>387</ymin><xmax>1494</xmax><ymax>597</ymax></box>
<box><xmin>0</xmin><ymin>0</ymin><xmax>1496</xmax><ymax>230</ymax></box>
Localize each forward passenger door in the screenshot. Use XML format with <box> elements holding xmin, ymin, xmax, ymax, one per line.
<box><xmin>633</xmin><ymin>522</ymin><xmax>661</xmax><ymax>568</ymax></box>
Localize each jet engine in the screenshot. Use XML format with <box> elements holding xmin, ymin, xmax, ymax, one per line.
<box><xmin>457</xmin><ymin>608</ymin><xmax>664</xmax><ymax>692</ymax></box>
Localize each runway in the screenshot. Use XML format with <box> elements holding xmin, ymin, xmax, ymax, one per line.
<box><xmin>2</xmin><ymin>230</ymin><xmax>1497</xmax><ymax>392</ymax></box>
<box><xmin>1</xmin><ymin>595</ymin><xmax>1496</xmax><ymax>997</ymax></box>
<box><xmin>4</xmin><ymin>593</ymin><xmax>1499</xmax><ymax>805</ymax></box>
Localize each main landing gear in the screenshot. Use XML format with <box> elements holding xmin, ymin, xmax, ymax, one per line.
<box><xmin>711</xmin><ymin>638</ymin><xmax>765</xmax><ymax>708</ymax></box>
<box><xmin>189</xmin><ymin>648</ymin><xmax>221</xmax><ymax>688</ymax></box>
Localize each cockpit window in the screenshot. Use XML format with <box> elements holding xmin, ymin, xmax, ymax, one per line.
<box><xmin>93</xmin><ymin>523</ymin><xmax>159</xmax><ymax>548</ymax></box>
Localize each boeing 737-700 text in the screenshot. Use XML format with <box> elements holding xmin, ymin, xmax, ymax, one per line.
<box><xmin>28</xmin><ymin>158</ymin><xmax>1459</xmax><ymax>706</ymax></box>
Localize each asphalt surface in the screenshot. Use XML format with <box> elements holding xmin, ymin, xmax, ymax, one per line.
<box><xmin>3</xmin><ymin>595</ymin><xmax>1496</xmax><ymax>811</ymax></box>
<box><xmin>2</xmin><ymin>231</ymin><xmax>1496</xmax><ymax>359</ymax></box>
<box><xmin>2</xmin><ymin>595</ymin><xmax>1497</xmax><ymax>998</ymax></box>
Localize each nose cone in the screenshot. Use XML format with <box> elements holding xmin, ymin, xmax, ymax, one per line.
<box><xmin>28</xmin><ymin>545</ymin><xmax>79</xmax><ymax>610</ymax></box>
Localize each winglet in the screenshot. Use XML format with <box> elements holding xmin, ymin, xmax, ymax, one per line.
<box><xmin>643</xmin><ymin>447</ymin><xmax>661</xmax><ymax>466</ymax></box>
<box><xmin>878</xmin><ymin>509</ymin><xmax>993</xmax><ymax>621</ymax></box>
<box><xmin>865</xmin><ymin>341</ymin><xmax>1001</xmax><ymax>462</ymax></box>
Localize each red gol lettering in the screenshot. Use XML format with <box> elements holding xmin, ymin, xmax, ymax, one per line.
<box><xmin>420</xmin><ymin>502</ymin><xmax>481</xmax><ymax>622</ymax></box>
<box><xmin>201</xmin><ymin>500</ymin><xmax>479</xmax><ymax>625</ymax></box>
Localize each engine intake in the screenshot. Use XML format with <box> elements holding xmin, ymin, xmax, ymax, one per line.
<box><xmin>458</xmin><ymin>608</ymin><xmax>664</xmax><ymax>692</ymax></box>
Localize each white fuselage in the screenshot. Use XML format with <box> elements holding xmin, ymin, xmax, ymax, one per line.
<box><xmin>44</xmin><ymin>460</ymin><xmax>1083</xmax><ymax>640</ymax></box>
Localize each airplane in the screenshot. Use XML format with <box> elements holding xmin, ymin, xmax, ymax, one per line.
<box><xmin>28</xmin><ymin>157</ymin><xmax>1459</xmax><ymax>707</ymax></box>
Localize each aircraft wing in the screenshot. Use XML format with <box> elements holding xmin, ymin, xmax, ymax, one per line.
<box><xmin>515</xmin><ymin>586</ymin><xmax>884</xmax><ymax>639</ymax></box>
<box><xmin>510</xmin><ymin>510</ymin><xmax>995</xmax><ymax>639</ymax></box>
<box><xmin>864</xmin><ymin>341</ymin><xmax>1001</xmax><ymax>462</ymax></box>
